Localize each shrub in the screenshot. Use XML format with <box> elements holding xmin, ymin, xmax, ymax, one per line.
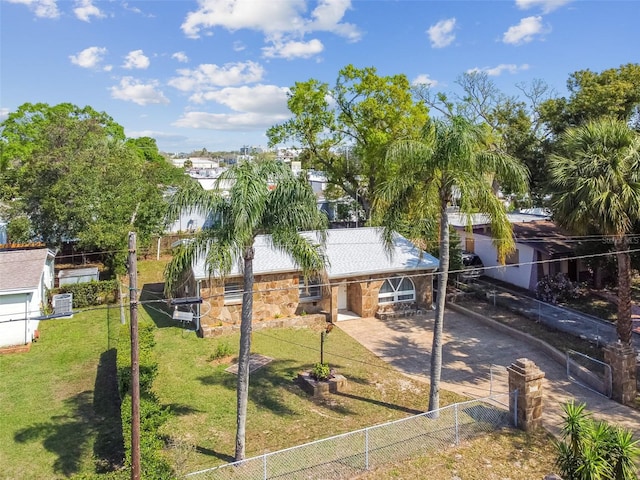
<box><xmin>536</xmin><ymin>273</ymin><xmax>580</xmax><ymax>304</ymax></box>
<box><xmin>555</xmin><ymin>401</ymin><xmax>640</xmax><ymax>480</ymax></box>
<box><xmin>311</xmin><ymin>362</ymin><xmax>331</xmax><ymax>381</ymax></box>
<box><xmin>51</xmin><ymin>280</ymin><xmax>118</xmax><ymax>308</ymax></box>
<box><xmin>208</xmin><ymin>341</ymin><xmax>233</xmax><ymax>361</ymax></box>
<box><xmin>116</xmin><ymin>319</ymin><xmax>174</xmax><ymax>479</ymax></box>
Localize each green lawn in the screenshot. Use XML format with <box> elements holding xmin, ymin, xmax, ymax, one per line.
<box><xmin>141</xmin><ymin>299</ymin><xmax>467</xmax><ymax>475</ymax></box>
<box><xmin>0</xmin><ymin>307</ymin><xmax>122</xmax><ymax>480</ymax></box>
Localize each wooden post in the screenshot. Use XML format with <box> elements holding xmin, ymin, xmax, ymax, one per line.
<box><xmin>128</xmin><ymin>232</ymin><xmax>141</xmax><ymax>480</ymax></box>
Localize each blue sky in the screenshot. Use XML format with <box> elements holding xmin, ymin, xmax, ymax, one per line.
<box><xmin>1</xmin><ymin>0</ymin><xmax>638</xmax><ymax>153</ymax></box>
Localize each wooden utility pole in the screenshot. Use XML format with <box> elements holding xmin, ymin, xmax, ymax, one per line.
<box><xmin>128</xmin><ymin>232</ymin><xmax>141</xmax><ymax>480</ymax></box>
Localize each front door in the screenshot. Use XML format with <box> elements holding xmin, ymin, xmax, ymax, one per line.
<box><xmin>338</xmin><ymin>283</ymin><xmax>347</xmax><ymax>310</ymax></box>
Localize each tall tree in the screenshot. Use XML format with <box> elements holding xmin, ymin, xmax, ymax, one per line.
<box><xmin>164</xmin><ymin>160</ymin><xmax>328</xmax><ymax>461</ymax></box>
<box><xmin>0</xmin><ymin>103</ymin><xmax>184</xmax><ymax>270</ymax></box>
<box><xmin>540</xmin><ymin>63</ymin><xmax>640</xmax><ymax>135</ymax></box>
<box><xmin>548</xmin><ymin>118</ymin><xmax>640</xmax><ymax>345</ymax></box>
<box><xmin>415</xmin><ymin>71</ymin><xmax>551</xmax><ymax>204</ymax></box>
<box><xmin>376</xmin><ymin>116</ymin><xmax>528</xmax><ymax>412</ymax></box>
<box><xmin>267</xmin><ymin>65</ymin><xmax>429</xmax><ymax>220</ymax></box>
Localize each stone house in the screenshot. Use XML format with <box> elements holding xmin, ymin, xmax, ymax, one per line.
<box><xmin>174</xmin><ymin>227</ymin><xmax>439</xmax><ymax>337</ymax></box>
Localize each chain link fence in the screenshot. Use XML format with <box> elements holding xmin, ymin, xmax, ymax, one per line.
<box><xmin>185</xmin><ymin>392</ymin><xmax>516</xmax><ymax>480</ymax></box>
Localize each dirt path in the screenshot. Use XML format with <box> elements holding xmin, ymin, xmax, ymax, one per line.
<box><xmin>337</xmin><ymin>309</ymin><xmax>640</xmax><ymax>438</ymax></box>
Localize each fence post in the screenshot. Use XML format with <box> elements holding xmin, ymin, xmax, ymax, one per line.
<box><xmin>489</xmin><ymin>366</ymin><xmax>493</xmax><ymax>396</ymax></box>
<box><xmin>262</xmin><ymin>453</ymin><xmax>267</xmax><ymax>480</ymax></box>
<box><xmin>454</xmin><ymin>403</ymin><xmax>459</xmax><ymax>445</ymax></box>
<box><xmin>365</xmin><ymin>427</ymin><xmax>369</xmax><ymax>470</ymax></box>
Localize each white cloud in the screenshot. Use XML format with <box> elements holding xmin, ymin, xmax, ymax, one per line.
<box><xmin>73</xmin><ymin>0</ymin><xmax>104</xmax><ymax>22</ymax></box>
<box><xmin>467</xmin><ymin>63</ymin><xmax>530</xmax><ymax>76</ymax></box>
<box><xmin>69</xmin><ymin>46</ymin><xmax>110</xmax><ymax>70</ymax></box>
<box><xmin>427</xmin><ymin>18</ymin><xmax>456</xmax><ymax>48</ymax></box>
<box><xmin>515</xmin><ymin>0</ymin><xmax>572</xmax><ymax>13</ymax></box>
<box><xmin>180</xmin><ymin>0</ymin><xmax>360</xmax><ymax>61</ymax></box>
<box><xmin>173</xmin><ymin>111</ymin><xmax>289</xmax><ymax>131</ymax></box>
<box><xmin>262</xmin><ymin>38</ymin><xmax>324</xmax><ymax>59</ymax></box>
<box><xmin>182</xmin><ymin>0</ymin><xmax>360</xmax><ymax>39</ymax></box>
<box><xmin>189</xmin><ymin>85</ymin><xmax>290</xmax><ymax>114</ymax></box>
<box><xmin>0</xmin><ymin>108</ymin><xmax>10</xmax><ymax>122</ymax></box>
<box><xmin>169</xmin><ymin>61</ymin><xmax>265</xmax><ymax>92</ymax></box>
<box><xmin>123</xmin><ymin>50</ymin><xmax>150</xmax><ymax>69</ymax></box>
<box><xmin>503</xmin><ymin>16</ymin><xmax>546</xmax><ymax>45</ymax></box>
<box><xmin>109</xmin><ymin>77</ymin><xmax>169</xmax><ymax>105</ymax></box>
<box><xmin>172</xmin><ymin>51</ymin><xmax>189</xmax><ymax>63</ymax></box>
<box><xmin>233</xmin><ymin>41</ymin><xmax>246</xmax><ymax>52</ymax></box>
<box><xmin>411</xmin><ymin>74</ymin><xmax>438</xmax><ymax>87</ymax></box>
<box><xmin>5</xmin><ymin>0</ymin><xmax>59</xmax><ymax>18</ymax></box>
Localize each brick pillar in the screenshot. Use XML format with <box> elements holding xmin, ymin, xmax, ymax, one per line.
<box><xmin>508</xmin><ymin>358</ymin><xmax>545</xmax><ymax>431</ymax></box>
<box><xmin>604</xmin><ymin>342</ymin><xmax>637</xmax><ymax>405</ymax></box>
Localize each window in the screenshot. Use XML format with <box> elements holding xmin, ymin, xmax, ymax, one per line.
<box><xmin>299</xmin><ymin>276</ymin><xmax>321</xmax><ymax>301</ymax></box>
<box><xmin>505</xmin><ymin>249</ymin><xmax>520</xmax><ymax>266</ymax></box>
<box><xmin>378</xmin><ymin>276</ymin><xmax>415</xmax><ymax>304</ymax></box>
<box><xmin>224</xmin><ymin>282</ymin><xmax>243</xmax><ymax>304</ymax></box>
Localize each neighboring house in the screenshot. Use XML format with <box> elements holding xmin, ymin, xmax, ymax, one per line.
<box><xmin>174</xmin><ymin>227</ymin><xmax>439</xmax><ymax>337</ymax></box>
<box><xmin>450</xmin><ymin>212</ymin><xmax>589</xmax><ymax>291</ymax></box>
<box><xmin>0</xmin><ymin>248</ymin><xmax>56</xmax><ymax>348</ymax></box>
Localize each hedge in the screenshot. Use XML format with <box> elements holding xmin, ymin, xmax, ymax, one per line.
<box><xmin>116</xmin><ymin>318</ymin><xmax>174</xmax><ymax>479</ymax></box>
<box><xmin>51</xmin><ymin>280</ymin><xmax>118</xmax><ymax>308</ymax></box>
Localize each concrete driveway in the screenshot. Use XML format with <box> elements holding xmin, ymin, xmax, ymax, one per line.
<box><xmin>337</xmin><ymin>308</ymin><xmax>640</xmax><ymax>438</ymax></box>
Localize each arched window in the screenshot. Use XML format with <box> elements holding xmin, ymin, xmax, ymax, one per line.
<box><xmin>378</xmin><ymin>276</ymin><xmax>415</xmax><ymax>304</ymax></box>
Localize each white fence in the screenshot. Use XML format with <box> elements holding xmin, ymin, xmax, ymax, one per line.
<box><xmin>186</xmin><ymin>392</ymin><xmax>516</xmax><ymax>480</ymax></box>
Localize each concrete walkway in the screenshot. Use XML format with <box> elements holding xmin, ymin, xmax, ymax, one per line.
<box><xmin>337</xmin><ymin>309</ymin><xmax>640</xmax><ymax>438</ymax></box>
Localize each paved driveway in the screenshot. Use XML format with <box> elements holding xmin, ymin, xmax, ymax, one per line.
<box><xmin>338</xmin><ymin>309</ymin><xmax>640</xmax><ymax>438</ymax></box>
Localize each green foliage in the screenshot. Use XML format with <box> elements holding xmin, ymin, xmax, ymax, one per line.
<box><xmin>311</xmin><ymin>362</ymin><xmax>331</xmax><ymax>381</ymax></box>
<box><xmin>0</xmin><ymin>103</ymin><xmax>185</xmax><ymax>273</ymax></box>
<box><xmin>116</xmin><ymin>319</ymin><xmax>174</xmax><ymax>478</ymax></box>
<box><xmin>541</xmin><ymin>63</ymin><xmax>640</xmax><ymax>135</ymax></box>
<box><xmin>208</xmin><ymin>341</ymin><xmax>233</xmax><ymax>361</ymax></box>
<box><xmin>6</xmin><ymin>215</ymin><xmax>33</xmax><ymax>243</ymax></box>
<box><xmin>51</xmin><ymin>280</ymin><xmax>117</xmax><ymax>308</ymax></box>
<box><xmin>267</xmin><ymin>64</ymin><xmax>429</xmax><ymax>220</ymax></box>
<box><xmin>555</xmin><ymin>401</ymin><xmax>640</xmax><ymax>480</ymax></box>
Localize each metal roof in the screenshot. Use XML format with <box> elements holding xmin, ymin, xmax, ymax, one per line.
<box><xmin>192</xmin><ymin>227</ymin><xmax>438</xmax><ymax>280</ymax></box>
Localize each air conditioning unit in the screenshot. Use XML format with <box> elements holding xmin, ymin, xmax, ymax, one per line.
<box><xmin>52</xmin><ymin>293</ymin><xmax>73</xmax><ymax>317</ymax></box>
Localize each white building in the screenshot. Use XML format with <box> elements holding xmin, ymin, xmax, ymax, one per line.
<box><xmin>0</xmin><ymin>248</ymin><xmax>56</xmax><ymax>348</ymax></box>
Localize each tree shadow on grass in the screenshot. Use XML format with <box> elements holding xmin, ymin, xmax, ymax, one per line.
<box><xmin>198</xmin><ymin>359</ymin><xmax>298</xmax><ymax>416</ymax></box>
<box><xmin>14</xmin><ymin>391</ymin><xmax>96</xmax><ymax>477</ymax></box>
<box><xmin>14</xmin><ymin>348</ymin><xmax>125</xmax><ymax>477</ymax></box>
<box><xmin>332</xmin><ymin>391</ymin><xmax>423</xmax><ymax>416</ymax></box>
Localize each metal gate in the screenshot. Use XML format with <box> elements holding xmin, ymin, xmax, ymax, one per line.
<box><xmin>566</xmin><ymin>349</ymin><xmax>612</xmax><ymax>398</ymax></box>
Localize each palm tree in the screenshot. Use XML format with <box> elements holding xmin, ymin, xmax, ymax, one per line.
<box><xmin>165</xmin><ymin>160</ymin><xmax>328</xmax><ymax>461</ymax></box>
<box><xmin>548</xmin><ymin>118</ymin><xmax>640</xmax><ymax>345</ymax></box>
<box><xmin>376</xmin><ymin>116</ymin><xmax>528</xmax><ymax>412</ymax></box>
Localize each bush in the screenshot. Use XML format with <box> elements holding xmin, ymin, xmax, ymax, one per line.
<box><xmin>116</xmin><ymin>319</ymin><xmax>174</xmax><ymax>479</ymax></box>
<box><xmin>555</xmin><ymin>401</ymin><xmax>640</xmax><ymax>480</ymax></box>
<box><xmin>208</xmin><ymin>341</ymin><xmax>233</xmax><ymax>361</ymax></box>
<box><xmin>51</xmin><ymin>280</ymin><xmax>118</xmax><ymax>308</ymax></box>
<box><xmin>311</xmin><ymin>362</ymin><xmax>331</xmax><ymax>381</ymax></box>
<box><xmin>536</xmin><ymin>273</ymin><xmax>580</xmax><ymax>304</ymax></box>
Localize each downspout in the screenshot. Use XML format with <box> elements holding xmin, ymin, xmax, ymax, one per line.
<box><xmin>24</xmin><ymin>294</ymin><xmax>29</xmax><ymax>345</ymax></box>
<box><xmin>196</xmin><ymin>280</ymin><xmax>201</xmax><ymax>335</ymax></box>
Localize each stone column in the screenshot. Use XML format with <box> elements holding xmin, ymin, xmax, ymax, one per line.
<box><xmin>508</xmin><ymin>358</ymin><xmax>545</xmax><ymax>431</ymax></box>
<box><xmin>603</xmin><ymin>342</ymin><xmax>637</xmax><ymax>405</ymax></box>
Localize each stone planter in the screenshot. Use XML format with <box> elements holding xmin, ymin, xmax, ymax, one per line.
<box><xmin>297</xmin><ymin>371</ymin><xmax>347</xmax><ymax>397</ymax></box>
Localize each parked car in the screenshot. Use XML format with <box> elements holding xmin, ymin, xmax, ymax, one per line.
<box><xmin>460</xmin><ymin>251</ymin><xmax>484</xmax><ymax>280</ymax></box>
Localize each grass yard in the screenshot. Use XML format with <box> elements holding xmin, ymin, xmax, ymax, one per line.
<box><xmin>0</xmin><ymin>307</ymin><xmax>123</xmax><ymax>480</ymax></box>
<box><xmin>141</xmin><ymin>300</ymin><xmax>467</xmax><ymax>475</ymax></box>
<box><xmin>355</xmin><ymin>428</ymin><xmax>557</xmax><ymax>479</ymax></box>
